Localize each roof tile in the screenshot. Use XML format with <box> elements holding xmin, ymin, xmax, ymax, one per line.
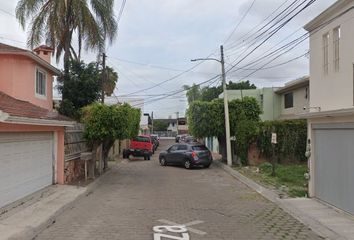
<box><xmin>0</xmin><ymin>91</ymin><xmax>71</xmax><ymax>122</ymax></box>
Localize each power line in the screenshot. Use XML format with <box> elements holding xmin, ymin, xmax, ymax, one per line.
<box><xmin>117</xmin><ymin>0</ymin><xmax>127</xmax><ymax>24</ymax></box>
<box><xmin>226</xmin><ymin>0</ymin><xmax>317</xmax><ymax>74</ymax></box>
<box><xmin>131</xmin><ymin>75</ymin><xmax>220</xmax><ymax>108</ymax></box>
<box><xmin>223</xmin><ymin>0</ymin><xmax>257</xmax><ymax>44</ymax></box>
<box><xmin>226</xmin><ymin>0</ymin><xmax>309</xmax><ymax>64</ymax></box>
<box><xmin>108</xmin><ymin>56</ymin><xmax>185</xmax><ymax>72</ymax></box>
<box><xmin>116</xmin><ymin>56</ymin><xmax>215</xmax><ymax>97</ymax></box>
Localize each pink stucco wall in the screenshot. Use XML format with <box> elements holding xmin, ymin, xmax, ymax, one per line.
<box><xmin>0</xmin><ymin>54</ymin><xmax>54</xmax><ymax>110</ymax></box>
<box><xmin>0</xmin><ymin>123</ymin><xmax>65</xmax><ymax>184</ymax></box>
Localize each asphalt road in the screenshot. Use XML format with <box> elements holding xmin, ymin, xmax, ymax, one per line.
<box><xmin>35</xmin><ymin>139</ymin><xmax>322</xmax><ymax>240</ymax></box>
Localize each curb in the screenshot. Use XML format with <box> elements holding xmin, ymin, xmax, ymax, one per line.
<box><xmin>214</xmin><ymin>160</ymin><xmax>343</xmax><ymax>240</ymax></box>
<box><xmin>10</xmin><ymin>169</ymin><xmax>113</xmax><ymax>240</ymax></box>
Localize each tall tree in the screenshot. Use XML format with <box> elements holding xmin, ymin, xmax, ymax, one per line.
<box><xmin>16</xmin><ymin>0</ymin><xmax>117</xmax><ymax>98</ymax></box>
<box><xmin>57</xmin><ymin>60</ymin><xmax>118</xmax><ymax>119</ymax></box>
<box><xmin>227</xmin><ymin>80</ymin><xmax>256</xmax><ymax>90</ymax></box>
<box><xmin>184</xmin><ymin>81</ymin><xmax>257</xmax><ymax>104</ymax></box>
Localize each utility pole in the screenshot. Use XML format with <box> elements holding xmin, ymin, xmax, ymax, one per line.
<box><xmin>151</xmin><ymin>111</ymin><xmax>154</xmax><ymax>134</ymax></box>
<box><xmin>101</xmin><ymin>52</ymin><xmax>106</xmax><ymax>104</ymax></box>
<box><xmin>176</xmin><ymin>111</ymin><xmax>179</xmax><ymax>135</ymax></box>
<box><xmin>220</xmin><ymin>45</ymin><xmax>232</xmax><ymax>166</ymax></box>
<box><xmin>191</xmin><ymin>45</ymin><xmax>232</xmax><ymax>166</ymax></box>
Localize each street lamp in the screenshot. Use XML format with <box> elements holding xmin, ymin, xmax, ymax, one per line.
<box><xmin>191</xmin><ymin>45</ymin><xmax>232</xmax><ymax>166</ymax></box>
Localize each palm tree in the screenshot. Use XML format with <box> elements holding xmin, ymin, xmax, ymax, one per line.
<box><xmin>16</xmin><ymin>0</ymin><xmax>117</xmax><ymax>83</ymax></box>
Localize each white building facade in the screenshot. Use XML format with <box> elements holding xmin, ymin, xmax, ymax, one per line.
<box><xmin>304</xmin><ymin>0</ymin><xmax>354</xmax><ymax>215</ymax></box>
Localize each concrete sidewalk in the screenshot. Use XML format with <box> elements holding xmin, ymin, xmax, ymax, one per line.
<box><xmin>215</xmin><ymin>160</ymin><xmax>354</xmax><ymax>240</ymax></box>
<box><xmin>0</xmin><ymin>185</ymin><xmax>87</xmax><ymax>240</ymax></box>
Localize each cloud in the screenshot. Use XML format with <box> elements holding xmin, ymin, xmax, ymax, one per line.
<box><xmin>0</xmin><ymin>0</ymin><xmax>337</xmax><ymax>118</ymax></box>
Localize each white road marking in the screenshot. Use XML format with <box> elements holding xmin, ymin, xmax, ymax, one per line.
<box><xmin>157</xmin><ymin>219</ymin><xmax>206</xmax><ymax>235</ymax></box>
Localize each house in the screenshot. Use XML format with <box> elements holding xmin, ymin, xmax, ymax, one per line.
<box><xmin>275</xmin><ymin>76</ymin><xmax>310</xmax><ymax>119</ymax></box>
<box><xmin>177</xmin><ymin>117</ymin><xmax>189</xmax><ymax>135</ymax></box>
<box><xmin>153</xmin><ymin>118</ymin><xmax>178</xmax><ymax>136</ymax></box>
<box><xmin>304</xmin><ymin>0</ymin><xmax>354</xmax><ymax>215</ymax></box>
<box><xmin>220</xmin><ymin>87</ymin><xmax>279</xmax><ymax>121</ymax></box>
<box><xmin>0</xmin><ymin>43</ymin><xmax>73</xmax><ymax>209</ymax></box>
<box><xmin>219</xmin><ymin>77</ymin><xmax>310</xmax><ymax>121</ymax></box>
<box><xmin>207</xmin><ymin>78</ymin><xmax>309</xmax><ymax>154</ymax></box>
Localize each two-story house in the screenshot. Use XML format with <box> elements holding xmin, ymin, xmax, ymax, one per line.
<box><xmin>0</xmin><ymin>43</ymin><xmax>73</xmax><ymax>209</ymax></box>
<box><xmin>275</xmin><ymin>76</ymin><xmax>310</xmax><ymax>119</ymax></box>
<box><xmin>304</xmin><ymin>0</ymin><xmax>354</xmax><ymax>215</ymax></box>
<box><xmin>219</xmin><ymin>77</ymin><xmax>310</xmax><ymax>121</ymax></box>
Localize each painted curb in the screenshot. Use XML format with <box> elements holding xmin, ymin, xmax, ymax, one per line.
<box><xmin>214</xmin><ymin>160</ymin><xmax>343</xmax><ymax>240</ymax></box>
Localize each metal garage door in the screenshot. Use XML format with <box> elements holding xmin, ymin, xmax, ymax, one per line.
<box><xmin>314</xmin><ymin>123</ymin><xmax>354</xmax><ymax>215</ymax></box>
<box><xmin>0</xmin><ymin>132</ymin><xmax>53</xmax><ymax>209</ymax></box>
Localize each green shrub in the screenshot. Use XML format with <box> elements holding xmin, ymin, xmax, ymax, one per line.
<box><xmin>257</xmin><ymin>120</ymin><xmax>307</xmax><ymax>163</ymax></box>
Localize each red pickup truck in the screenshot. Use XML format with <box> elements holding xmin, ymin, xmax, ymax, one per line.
<box><xmin>123</xmin><ymin>135</ymin><xmax>154</xmax><ymax>160</ymax></box>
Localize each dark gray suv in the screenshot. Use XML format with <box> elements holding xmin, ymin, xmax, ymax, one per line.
<box><xmin>159</xmin><ymin>143</ymin><xmax>212</xmax><ymax>169</ymax></box>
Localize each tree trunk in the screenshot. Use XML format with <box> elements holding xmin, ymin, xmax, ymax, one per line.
<box><xmin>102</xmin><ymin>139</ymin><xmax>115</xmax><ymax>170</ymax></box>
<box><xmin>218</xmin><ymin>136</ymin><xmax>227</xmax><ymax>162</ymax></box>
<box><xmin>89</xmin><ymin>142</ymin><xmax>99</xmax><ymax>179</ymax></box>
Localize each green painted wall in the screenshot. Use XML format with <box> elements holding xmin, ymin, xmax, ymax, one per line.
<box><xmin>220</xmin><ymin>88</ymin><xmax>281</xmax><ymax>121</ymax></box>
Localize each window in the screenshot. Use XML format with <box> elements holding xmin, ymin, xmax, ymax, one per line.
<box><xmin>323</xmin><ymin>32</ymin><xmax>329</xmax><ymax>74</ymax></box>
<box><xmin>284</xmin><ymin>92</ymin><xmax>293</xmax><ymax>109</ymax></box>
<box><xmin>36</xmin><ymin>68</ymin><xmax>46</xmax><ymax>96</ymax></box>
<box><xmin>133</xmin><ymin>136</ymin><xmax>150</xmax><ymax>142</ymax></box>
<box><xmin>192</xmin><ymin>145</ymin><xmax>208</xmax><ymax>151</ymax></box>
<box><xmin>169</xmin><ymin>145</ymin><xmax>178</xmax><ymax>152</ymax></box>
<box><xmin>178</xmin><ymin>145</ymin><xmax>188</xmax><ymax>151</ymax></box>
<box><xmin>333</xmin><ymin>26</ymin><xmax>340</xmax><ymax>71</ymax></box>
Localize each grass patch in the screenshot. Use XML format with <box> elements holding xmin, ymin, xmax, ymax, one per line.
<box><xmin>235</xmin><ymin>163</ymin><xmax>308</xmax><ymax>198</ymax></box>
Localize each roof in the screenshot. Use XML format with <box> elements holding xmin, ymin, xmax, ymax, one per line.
<box><xmin>274</xmin><ymin>76</ymin><xmax>309</xmax><ymax>94</ymax></box>
<box><xmin>304</xmin><ymin>0</ymin><xmax>354</xmax><ymax>32</ymax></box>
<box><xmin>33</xmin><ymin>45</ymin><xmax>54</xmax><ymax>52</ymax></box>
<box><xmin>0</xmin><ymin>91</ymin><xmax>74</xmax><ymax>126</ymax></box>
<box><xmin>0</xmin><ymin>43</ymin><xmax>60</xmax><ymax>75</ymax></box>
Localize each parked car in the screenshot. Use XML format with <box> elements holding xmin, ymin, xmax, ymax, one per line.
<box><xmin>159</xmin><ymin>143</ymin><xmax>212</xmax><ymax>169</ymax></box>
<box><xmin>123</xmin><ymin>135</ymin><xmax>154</xmax><ymax>160</ymax></box>
<box><xmin>185</xmin><ymin>136</ymin><xmax>198</xmax><ymax>143</ymax></box>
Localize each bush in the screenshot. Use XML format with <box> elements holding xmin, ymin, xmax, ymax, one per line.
<box><xmin>257</xmin><ymin>120</ymin><xmax>307</xmax><ymax>163</ymax></box>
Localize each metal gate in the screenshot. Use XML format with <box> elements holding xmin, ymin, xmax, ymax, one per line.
<box><xmin>0</xmin><ymin>132</ymin><xmax>53</xmax><ymax>209</ymax></box>
<box><xmin>314</xmin><ymin>123</ymin><xmax>354</xmax><ymax>214</ymax></box>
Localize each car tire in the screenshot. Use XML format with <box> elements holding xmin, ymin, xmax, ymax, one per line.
<box><xmin>204</xmin><ymin>163</ymin><xmax>211</xmax><ymax>168</ymax></box>
<box><xmin>184</xmin><ymin>160</ymin><xmax>191</xmax><ymax>169</ymax></box>
<box><xmin>160</xmin><ymin>157</ymin><xmax>166</xmax><ymax>166</ymax></box>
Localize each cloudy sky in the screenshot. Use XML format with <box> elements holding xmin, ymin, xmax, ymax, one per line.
<box><xmin>0</xmin><ymin>0</ymin><xmax>336</xmax><ymax>118</ymax></box>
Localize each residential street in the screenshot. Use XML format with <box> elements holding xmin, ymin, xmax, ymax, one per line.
<box><xmin>35</xmin><ymin>139</ymin><xmax>322</xmax><ymax>240</ymax></box>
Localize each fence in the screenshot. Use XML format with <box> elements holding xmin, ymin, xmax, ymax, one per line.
<box><xmin>64</xmin><ymin>123</ymin><xmax>89</xmax><ymax>183</ymax></box>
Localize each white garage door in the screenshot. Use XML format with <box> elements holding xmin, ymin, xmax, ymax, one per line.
<box><xmin>0</xmin><ymin>132</ymin><xmax>54</xmax><ymax>209</ymax></box>
<box><xmin>314</xmin><ymin>123</ymin><xmax>354</xmax><ymax>215</ymax></box>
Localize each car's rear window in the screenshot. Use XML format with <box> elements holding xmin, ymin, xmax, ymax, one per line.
<box><xmin>192</xmin><ymin>145</ymin><xmax>208</xmax><ymax>151</ymax></box>
<box><xmin>133</xmin><ymin>136</ymin><xmax>150</xmax><ymax>142</ymax></box>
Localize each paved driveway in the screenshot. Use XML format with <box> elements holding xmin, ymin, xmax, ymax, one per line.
<box><xmin>35</xmin><ymin>139</ymin><xmax>322</xmax><ymax>240</ymax></box>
